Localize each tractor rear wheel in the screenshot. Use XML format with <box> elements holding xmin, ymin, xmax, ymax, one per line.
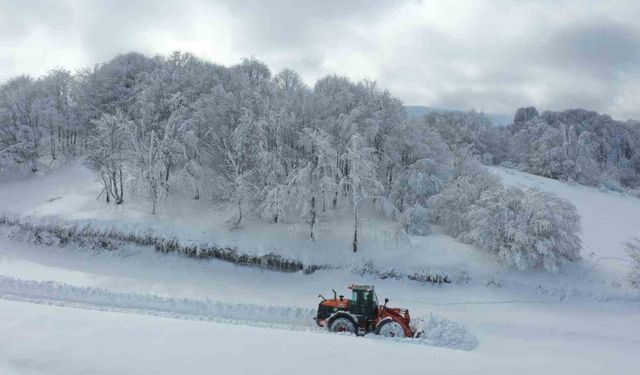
<box><xmin>329</xmin><ymin>317</ymin><xmax>356</xmax><ymax>334</ymax></box>
<box><xmin>376</xmin><ymin>320</ymin><xmax>406</xmax><ymax>338</ymax></box>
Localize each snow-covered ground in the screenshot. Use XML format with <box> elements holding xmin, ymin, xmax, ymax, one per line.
<box><xmin>1</xmin><ymin>162</ymin><xmax>640</xmax><ymax>374</ymax></box>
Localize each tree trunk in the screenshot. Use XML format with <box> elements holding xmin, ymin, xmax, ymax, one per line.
<box><xmin>50</xmin><ymin>121</ymin><xmax>56</xmax><ymax>160</ymax></box>
<box><xmin>151</xmin><ymin>192</ymin><xmax>157</xmax><ymax>215</ymax></box>
<box><xmin>310</xmin><ymin>196</ymin><xmax>316</xmax><ymax>241</ymax></box>
<box><xmin>120</xmin><ymin>167</ymin><xmax>124</xmax><ymax>203</ymax></box>
<box><xmin>116</xmin><ymin>167</ymin><xmax>124</xmax><ymax>204</ymax></box>
<box><xmin>234</xmin><ymin>198</ymin><xmax>243</xmax><ymax>228</ymax></box>
<box><xmin>352</xmin><ymin>203</ymin><xmax>358</xmax><ymax>253</ymax></box>
<box><xmin>101</xmin><ymin>175</ymin><xmax>110</xmax><ymax>203</ymax></box>
<box><xmin>322</xmin><ymin>190</ymin><xmax>326</xmax><ymax>213</ymax></box>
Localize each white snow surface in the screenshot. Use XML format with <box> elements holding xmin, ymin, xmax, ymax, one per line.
<box><xmin>1</xmin><ymin>162</ymin><xmax>640</xmax><ymax>374</ymax></box>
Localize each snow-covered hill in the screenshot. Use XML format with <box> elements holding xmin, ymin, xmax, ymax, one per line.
<box><xmin>1</xmin><ymin>163</ymin><xmax>640</xmax><ymax>374</ymax></box>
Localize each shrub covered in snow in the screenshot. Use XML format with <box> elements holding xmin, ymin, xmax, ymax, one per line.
<box><xmin>429</xmin><ymin>168</ymin><xmax>582</xmax><ymax>272</ymax></box>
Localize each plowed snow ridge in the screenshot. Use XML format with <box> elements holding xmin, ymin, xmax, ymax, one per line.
<box><xmin>0</xmin><ymin>275</ymin><xmax>478</xmax><ymax>350</ymax></box>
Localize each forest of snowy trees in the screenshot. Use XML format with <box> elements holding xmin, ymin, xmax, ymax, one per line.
<box><xmin>5</xmin><ymin>51</ymin><xmax>635</xmax><ymax>272</ymax></box>
<box><xmin>424</xmin><ymin>107</ymin><xmax>640</xmax><ymax>193</ymax></box>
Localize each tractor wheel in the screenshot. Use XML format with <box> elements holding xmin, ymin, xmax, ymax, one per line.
<box><xmin>376</xmin><ymin>320</ymin><xmax>406</xmax><ymax>338</ymax></box>
<box><xmin>329</xmin><ymin>317</ymin><xmax>356</xmax><ymax>334</ymax></box>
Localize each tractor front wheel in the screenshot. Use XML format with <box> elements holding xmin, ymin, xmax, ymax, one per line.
<box><xmin>376</xmin><ymin>320</ymin><xmax>406</xmax><ymax>338</ymax></box>
<box><xmin>329</xmin><ymin>317</ymin><xmax>356</xmax><ymax>334</ymax></box>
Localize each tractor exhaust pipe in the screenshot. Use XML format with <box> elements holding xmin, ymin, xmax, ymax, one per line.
<box><xmin>332</xmin><ymin>289</ymin><xmax>337</xmax><ymax>300</ymax></box>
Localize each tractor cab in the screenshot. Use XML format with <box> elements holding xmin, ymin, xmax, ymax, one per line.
<box><xmin>347</xmin><ymin>284</ymin><xmax>379</xmax><ymax>321</ymax></box>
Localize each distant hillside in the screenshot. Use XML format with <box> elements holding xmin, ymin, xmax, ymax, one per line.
<box><xmin>405</xmin><ymin>105</ymin><xmax>512</xmax><ymax>126</ymax></box>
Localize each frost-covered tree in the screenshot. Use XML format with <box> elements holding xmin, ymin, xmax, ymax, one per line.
<box><xmin>0</xmin><ymin>76</ymin><xmax>44</xmax><ymax>172</ymax></box>
<box><xmin>430</xmin><ymin>163</ymin><xmax>582</xmax><ymax>272</ymax></box>
<box><xmin>572</xmin><ymin>130</ymin><xmax>600</xmax><ymax>185</ymax></box>
<box><xmin>391</xmin><ymin>122</ymin><xmax>451</xmax><ymax>211</ymax></box>
<box><xmin>626</xmin><ymin>238</ymin><xmax>640</xmax><ymax>289</ymax></box>
<box><xmin>507</xmin><ymin>107</ymin><xmax>640</xmax><ymax>189</ymax></box>
<box><xmin>464</xmin><ymin>187</ymin><xmax>581</xmax><ymax>272</ymax></box>
<box><xmin>87</xmin><ymin>110</ymin><xmax>131</xmax><ymax>204</ymax></box>
<box><xmin>424</xmin><ymin>110</ymin><xmax>507</xmax><ymax>164</ymax></box>
<box><xmin>41</xmin><ymin>69</ymin><xmax>77</xmax><ymax>158</ymax></box>
<box><xmin>429</xmin><ymin>166</ymin><xmax>502</xmax><ymax>237</ymax></box>
<box><xmin>129</xmin><ymin>122</ymin><xmax>175</xmax><ymax>215</ymax></box>
<box><xmin>209</xmin><ymin>110</ymin><xmax>263</xmax><ymax>228</ymax></box>
<box><xmin>342</xmin><ymin>134</ymin><xmax>384</xmax><ymax>252</ymax></box>
<box><xmin>285</xmin><ymin>129</ymin><xmax>338</xmax><ymax>240</ymax></box>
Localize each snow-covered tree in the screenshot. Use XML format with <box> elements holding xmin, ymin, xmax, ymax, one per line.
<box><xmin>87</xmin><ymin>110</ymin><xmax>131</xmax><ymax>204</ymax></box>
<box><xmin>464</xmin><ymin>187</ymin><xmax>581</xmax><ymax>272</ymax></box>
<box><xmin>0</xmin><ymin>76</ymin><xmax>44</xmax><ymax>172</ymax></box>
<box><xmin>428</xmin><ymin>167</ymin><xmax>501</xmax><ymax>237</ymax></box>
<box><xmin>430</xmin><ymin>161</ymin><xmax>582</xmax><ymax>272</ymax></box>
<box><xmin>626</xmin><ymin>238</ymin><xmax>640</xmax><ymax>289</ymax></box>
<box><xmin>507</xmin><ymin>107</ymin><xmax>640</xmax><ymax>190</ymax></box>
<box><xmin>209</xmin><ymin>109</ymin><xmax>263</xmax><ymax>228</ymax></box>
<box><xmin>129</xmin><ymin>122</ymin><xmax>174</xmax><ymax>215</ymax></box>
<box><xmin>40</xmin><ymin>69</ymin><xmax>77</xmax><ymax>158</ymax></box>
<box><xmin>342</xmin><ymin>134</ymin><xmax>385</xmax><ymax>252</ymax></box>
<box><xmin>390</xmin><ymin>122</ymin><xmax>452</xmax><ymax>211</ymax></box>
<box><xmin>285</xmin><ymin>128</ymin><xmax>338</xmax><ymax>240</ymax></box>
<box><xmin>424</xmin><ymin>110</ymin><xmax>507</xmax><ymax>164</ymax></box>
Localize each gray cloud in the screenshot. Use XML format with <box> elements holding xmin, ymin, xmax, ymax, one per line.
<box><xmin>1</xmin><ymin>0</ymin><xmax>640</xmax><ymax>119</ymax></box>
<box><xmin>545</xmin><ymin>20</ymin><xmax>640</xmax><ymax>77</ymax></box>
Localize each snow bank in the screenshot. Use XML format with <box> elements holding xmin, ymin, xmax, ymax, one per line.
<box><xmin>0</xmin><ymin>275</ymin><xmax>316</xmax><ymax>326</ymax></box>
<box><xmin>416</xmin><ymin>313</ymin><xmax>479</xmax><ymax>351</ymax></box>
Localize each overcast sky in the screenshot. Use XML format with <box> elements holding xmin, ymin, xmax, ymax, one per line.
<box><xmin>2</xmin><ymin>0</ymin><xmax>640</xmax><ymax>119</ymax></box>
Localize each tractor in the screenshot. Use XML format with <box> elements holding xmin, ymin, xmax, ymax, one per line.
<box><xmin>315</xmin><ymin>284</ymin><xmax>421</xmax><ymax>338</ymax></box>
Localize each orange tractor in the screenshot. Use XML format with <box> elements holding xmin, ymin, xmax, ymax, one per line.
<box><xmin>315</xmin><ymin>284</ymin><xmax>422</xmax><ymax>338</ymax></box>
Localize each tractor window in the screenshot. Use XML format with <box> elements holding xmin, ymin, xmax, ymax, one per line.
<box><xmin>351</xmin><ymin>291</ymin><xmax>358</xmax><ymax>302</ymax></box>
<box><xmin>372</xmin><ymin>292</ymin><xmax>378</xmax><ymax>307</ymax></box>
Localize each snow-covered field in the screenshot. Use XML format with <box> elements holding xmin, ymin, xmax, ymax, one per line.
<box><xmin>1</xmin><ymin>162</ymin><xmax>640</xmax><ymax>374</ymax></box>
